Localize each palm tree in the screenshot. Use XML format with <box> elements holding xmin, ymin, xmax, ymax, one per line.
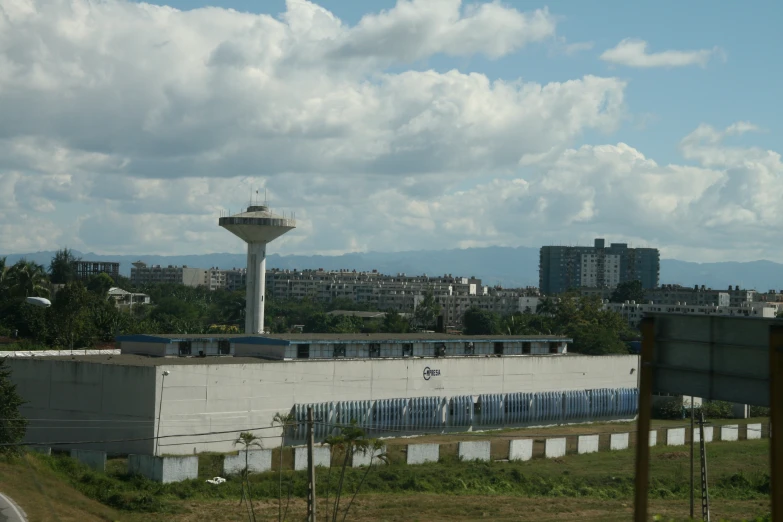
<box><xmin>271</xmin><ymin>412</ymin><xmax>296</xmax><ymax>522</ymax></box>
<box><xmin>324</xmin><ymin>421</ymin><xmax>370</xmax><ymax>522</ymax></box>
<box><xmin>7</xmin><ymin>260</ymin><xmax>49</xmax><ymax>298</ymax></box>
<box><xmin>234</xmin><ymin>431</ymin><xmax>263</xmax><ymax>522</ymax></box>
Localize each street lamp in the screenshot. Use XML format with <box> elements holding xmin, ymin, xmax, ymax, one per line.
<box><xmin>154</xmin><ymin>370</ymin><xmax>171</xmax><ymax>456</ymax></box>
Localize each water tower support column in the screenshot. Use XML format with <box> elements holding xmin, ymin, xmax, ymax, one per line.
<box><xmin>245</xmin><ymin>241</ymin><xmax>267</xmax><ymax>334</ymax></box>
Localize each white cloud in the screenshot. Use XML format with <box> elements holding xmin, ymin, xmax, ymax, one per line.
<box><xmin>600</xmin><ymin>39</ymin><xmax>720</xmax><ymax>68</ymax></box>
<box><xmin>1</xmin><ymin>1</ymin><xmax>779</xmax><ymax>265</ymax></box>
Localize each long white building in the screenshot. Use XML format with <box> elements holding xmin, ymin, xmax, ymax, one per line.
<box><xmin>8</xmin><ymin>333</ymin><xmax>639</xmax><ymax>456</ymax></box>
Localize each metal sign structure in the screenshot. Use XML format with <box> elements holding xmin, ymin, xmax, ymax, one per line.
<box><xmin>634</xmin><ymin>314</ymin><xmax>783</xmax><ymax>522</ymax></box>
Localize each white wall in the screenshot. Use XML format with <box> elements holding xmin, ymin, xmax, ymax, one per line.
<box><xmin>154</xmin><ymin>355</ymin><xmax>638</xmax><ymax>455</ymax></box>
<box><xmin>8</xmin><ymin>354</ymin><xmax>638</xmax><ymax>456</ymax></box>
<box><xmin>8</xmin><ymin>359</ymin><xmax>157</xmax><ymax>455</ymax></box>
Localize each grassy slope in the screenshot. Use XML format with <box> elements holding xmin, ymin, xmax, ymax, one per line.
<box><xmin>0</xmin><ymin>454</ymin><xmax>121</xmax><ymax>521</ymax></box>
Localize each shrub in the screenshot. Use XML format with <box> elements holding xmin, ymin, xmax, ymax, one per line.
<box><xmin>749</xmin><ymin>405</ymin><xmax>770</xmax><ymax>417</ymax></box>
<box><xmin>652</xmin><ymin>396</ymin><xmax>684</xmax><ymax>420</ymax></box>
<box><xmin>699</xmin><ymin>400</ymin><xmax>733</xmax><ymax>419</ymax></box>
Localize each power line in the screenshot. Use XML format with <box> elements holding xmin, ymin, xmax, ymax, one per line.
<box><xmin>0</xmin><ymin>424</ymin><xmax>282</xmax><ymax>448</ymax></box>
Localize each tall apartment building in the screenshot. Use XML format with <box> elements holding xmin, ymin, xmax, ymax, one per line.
<box><xmin>539</xmin><ymin>238</ymin><xmax>659</xmax><ymax>295</ymax></box>
<box><xmin>130</xmin><ymin>261</ymin><xmax>207</xmax><ymax>287</ymax></box>
<box><xmin>74</xmin><ymin>260</ymin><xmax>120</xmax><ymax>282</ymax></box>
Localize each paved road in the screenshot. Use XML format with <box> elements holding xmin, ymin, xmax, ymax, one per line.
<box><xmin>0</xmin><ymin>493</ymin><xmax>26</xmax><ymax>522</ymax></box>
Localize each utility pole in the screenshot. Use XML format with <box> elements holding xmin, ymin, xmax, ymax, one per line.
<box><xmin>690</xmin><ymin>396</ymin><xmax>695</xmax><ymax>519</ymax></box>
<box><xmin>699</xmin><ymin>411</ymin><xmax>710</xmax><ymax>521</ymax></box>
<box><xmin>306</xmin><ymin>406</ymin><xmax>317</xmax><ymax>522</ymax></box>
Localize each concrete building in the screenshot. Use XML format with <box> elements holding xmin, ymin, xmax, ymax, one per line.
<box><xmin>8</xmin><ymin>333</ymin><xmax>641</xmax><ymax>455</ymax></box>
<box><xmin>539</xmin><ymin>238</ymin><xmax>660</xmax><ymax>295</ymax></box>
<box><xmin>265</xmin><ymin>269</ymin><xmax>483</xmax><ymax>304</ymax></box>
<box><xmin>130</xmin><ymin>261</ymin><xmax>207</xmax><ymax>288</ymax></box>
<box><xmin>74</xmin><ymin>260</ymin><xmax>120</xmax><ymax>282</ymax></box>
<box><xmin>223</xmin><ymin>268</ymin><xmax>247</xmax><ymax>292</ymax></box>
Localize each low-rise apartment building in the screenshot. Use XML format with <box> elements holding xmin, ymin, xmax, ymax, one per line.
<box><xmin>130</xmin><ymin>261</ymin><xmax>207</xmax><ymax>287</ymax></box>
<box><xmin>605</xmin><ymin>300</ymin><xmax>780</xmax><ymax>327</ymax></box>
<box><xmin>579</xmin><ymin>284</ymin><xmax>755</xmax><ymax>308</ymax></box>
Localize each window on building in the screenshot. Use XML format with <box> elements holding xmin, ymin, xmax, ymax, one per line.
<box><xmin>522</xmin><ymin>342</ymin><xmax>531</xmax><ymax>354</ymax></box>
<box><xmin>217</xmin><ymin>340</ymin><xmax>230</xmax><ymax>355</ymax></box>
<box><xmin>297</xmin><ymin>344</ymin><xmax>310</xmax><ymax>359</ymax></box>
<box><xmin>549</xmin><ymin>342</ymin><xmax>559</xmax><ymax>354</ymax></box>
<box><xmin>178</xmin><ymin>340</ymin><xmax>192</xmax><ymax>356</ymax></box>
<box><xmin>369</xmin><ymin>343</ymin><xmax>381</xmax><ymax>358</ymax></box>
<box><xmin>402</xmin><ymin>344</ymin><xmax>413</xmax><ymax>357</ymax></box>
<box><xmin>494</xmin><ymin>342</ymin><xmax>504</xmax><ymax>355</ymax></box>
<box><xmin>333</xmin><ymin>344</ymin><xmax>346</xmax><ymax>358</ymax></box>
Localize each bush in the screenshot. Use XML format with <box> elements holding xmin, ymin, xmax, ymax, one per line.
<box><xmin>652</xmin><ymin>396</ymin><xmax>685</xmax><ymax>420</ymax></box>
<box><xmin>749</xmin><ymin>405</ymin><xmax>770</xmax><ymax>417</ymax></box>
<box><xmin>699</xmin><ymin>400</ymin><xmax>733</xmax><ymax>419</ymax></box>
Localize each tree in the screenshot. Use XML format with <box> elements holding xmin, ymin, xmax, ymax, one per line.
<box><xmin>150</xmin><ymin>297</ymin><xmax>200</xmax><ymax>323</ymax></box>
<box><xmin>51</xmin><ymin>281</ymin><xmax>91</xmax><ymax>349</ymax></box>
<box><xmin>0</xmin><ymin>358</ymin><xmax>28</xmax><ymax>455</ymax></box>
<box><xmin>0</xmin><ymin>257</ymin><xmax>8</xmax><ymax>297</ymax></box>
<box><xmin>48</xmin><ymin>248</ymin><xmax>79</xmax><ymax>284</ymax></box>
<box><xmin>271</xmin><ymin>412</ymin><xmax>296</xmax><ymax>522</ymax></box>
<box><xmin>86</xmin><ymin>273</ymin><xmax>114</xmax><ymax>297</ymax></box>
<box><xmin>234</xmin><ymin>431</ymin><xmax>263</xmax><ymax>522</ymax></box>
<box><xmin>502</xmin><ymin>312</ymin><xmax>539</xmax><ymax>335</ymax></box>
<box><xmin>381</xmin><ymin>310</ymin><xmax>410</xmax><ymax>333</ymax></box>
<box><xmin>342</xmin><ymin>439</ymin><xmax>387</xmax><ymax>521</ymax></box>
<box><xmin>411</xmin><ymin>289</ymin><xmax>441</xmax><ymax>331</ymax></box>
<box><xmin>90</xmin><ymin>298</ymin><xmax>130</xmax><ymax>342</ymax></box>
<box><xmin>552</xmin><ymin>295</ymin><xmax>634</xmax><ymax>355</ymax></box>
<box><xmin>323</xmin><ymin>421</ymin><xmax>374</xmax><ymax>522</ymax></box>
<box><xmin>6</xmin><ymin>260</ymin><xmax>49</xmax><ymax>298</ymax></box>
<box><xmin>569</xmin><ymin>322</ymin><xmax>628</xmax><ymax>355</ymax></box>
<box><xmin>609</xmin><ymin>280</ymin><xmax>646</xmax><ymax>304</ymax></box>
<box><xmin>462</xmin><ymin>307</ymin><xmax>501</xmax><ymax>335</ymax></box>
<box><xmin>535</xmin><ymin>296</ymin><xmax>558</xmax><ymax>316</ymax></box>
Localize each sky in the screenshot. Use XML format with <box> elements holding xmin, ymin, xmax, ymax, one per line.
<box><xmin>0</xmin><ymin>0</ymin><xmax>781</xmax><ymax>262</ymax></box>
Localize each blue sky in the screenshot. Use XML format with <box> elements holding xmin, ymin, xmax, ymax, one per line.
<box><xmin>137</xmin><ymin>0</ymin><xmax>783</xmax><ymax>163</ymax></box>
<box><xmin>1</xmin><ymin>0</ymin><xmax>781</xmax><ymax>262</ymax></box>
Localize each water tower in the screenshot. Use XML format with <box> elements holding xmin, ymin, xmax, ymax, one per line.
<box><xmin>219</xmin><ymin>205</ymin><xmax>295</xmax><ymax>334</ymax></box>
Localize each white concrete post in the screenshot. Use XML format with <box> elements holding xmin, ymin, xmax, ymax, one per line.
<box><xmin>245</xmin><ymin>242</ymin><xmax>266</xmax><ymax>334</ymax></box>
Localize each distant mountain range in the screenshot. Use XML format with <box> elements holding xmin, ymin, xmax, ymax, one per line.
<box><xmin>2</xmin><ymin>247</ymin><xmax>782</xmax><ymax>291</ymax></box>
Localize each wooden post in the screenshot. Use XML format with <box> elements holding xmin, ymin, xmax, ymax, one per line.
<box><xmin>307</xmin><ymin>406</ymin><xmax>317</xmax><ymax>522</ymax></box>
<box><xmin>690</xmin><ymin>395</ymin><xmax>695</xmax><ymax>519</ymax></box>
<box><xmin>634</xmin><ymin>317</ymin><xmax>655</xmax><ymax>522</ymax></box>
<box><xmin>770</xmin><ymin>326</ymin><xmax>783</xmax><ymax>521</ymax></box>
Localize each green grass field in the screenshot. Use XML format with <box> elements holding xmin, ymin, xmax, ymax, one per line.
<box><xmin>0</xmin><ymin>437</ymin><xmax>772</xmax><ymax>521</ymax></box>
